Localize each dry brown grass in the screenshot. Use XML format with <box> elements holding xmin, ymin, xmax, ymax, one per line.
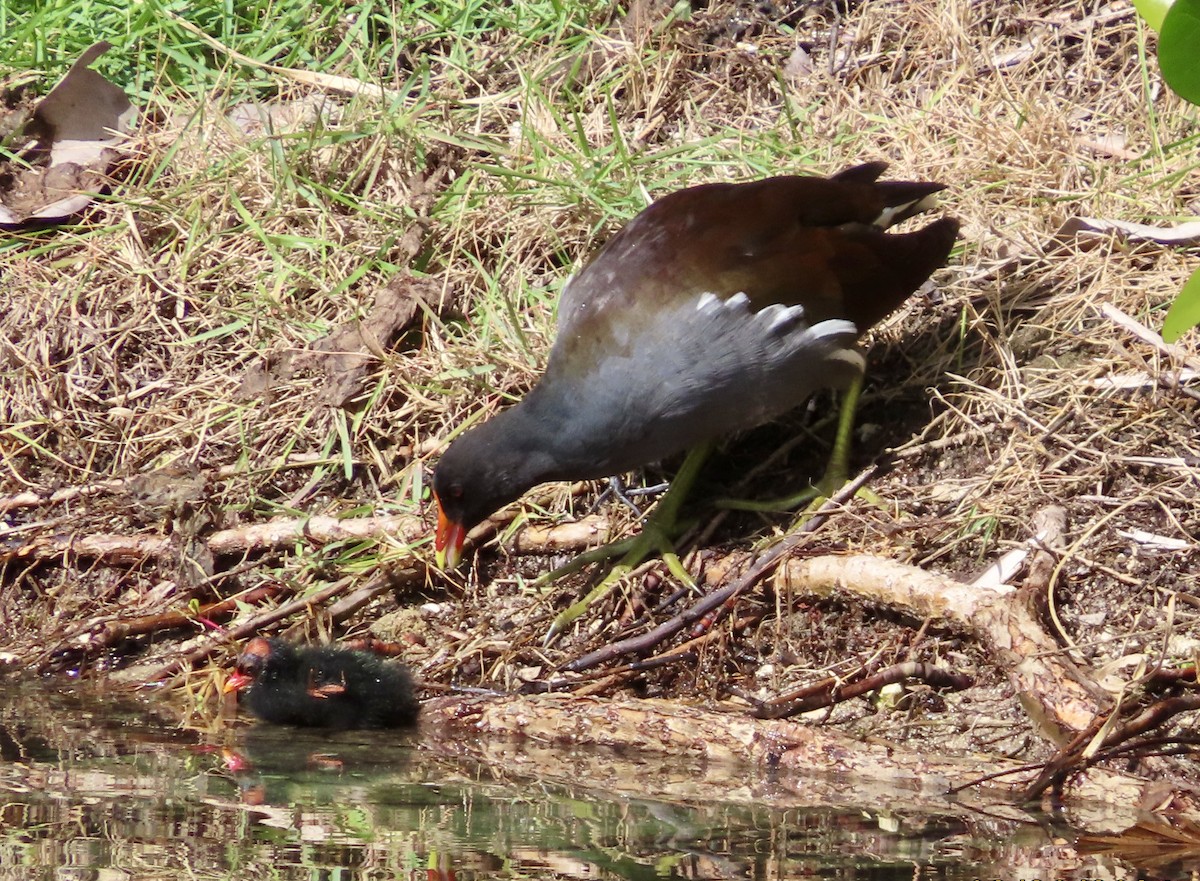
<box><xmin>1</xmin><ymin>1</ymin><xmax>1197</xmax><ymax>760</ymax></box>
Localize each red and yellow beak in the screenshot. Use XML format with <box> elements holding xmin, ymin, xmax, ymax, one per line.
<box><xmin>222</xmin><ymin>671</ymin><xmax>252</xmax><ymax>695</ymax></box>
<box><xmin>435</xmin><ymin>496</ymin><xmax>466</xmax><ymax>570</ymax></box>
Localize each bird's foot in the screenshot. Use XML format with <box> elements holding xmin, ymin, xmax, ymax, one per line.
<box><xmin>716</xmin><ymin>467</ymin><xmax>887</xmax><ymax>518</ymax></box>
<box><xmin>533</xmin><ymin>533</ymin><xmax>642</xmax><ymax>585</ymax></box>
<box><xmin>716</xmin><ymin>374</ymin><xmax>889</xmax><ymax>517</ymax></box>
<box><xmin>535</xmin><ymin>444</ymin><xmax>712</xmax><ymax>644</ymax></box>
<box><xmin>542</xmin><ymin>521</ymin><xmax>697</xmax><ymax>645</ymax></box>
<box><xmin>787</xmin><ymin>471</ymin><xmax>889</xmax><ymax>530</ymax></box>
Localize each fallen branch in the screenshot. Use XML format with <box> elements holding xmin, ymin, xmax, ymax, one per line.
<box><xmin>751</xmin><ymin>661</ymin><xmax>973</xmax><ymax>719</ymax></box>
<box><xmin>772</xmin><ymin>553</ymin><xmax>1105</xmax><ymax>742</ymax></box>
<box><xmin>1023</xmin><ymin>694</ymin><xmax>1200</xmax><ymax>801</ymax></box>
<box><xmin>325</xmin><ymin>564</ymin><xmax>423</xmax><ymax>623</ymax></box>
<box><xmin>94</xmin><ymin>582</ymin><xmax>287</xmax><ymax>648</ymax></box>
<box><xmin>10</xmin><ymin>512</ymin><xmax>428</xmax><ymax>565</ymax></box>
<box><xmin>136</xmin><ymin>570</ymin><xmax>412</xmax><ymax>684</ymax></box>
<box><xmin>508</xmin><ymin>515</ymin><xmax>613</xmax><ymax>554</ymax></box>
<box><xmin>421</xmin><ymin>692</ymin><xmax>1196</xmax><ymax>823</ymax></box>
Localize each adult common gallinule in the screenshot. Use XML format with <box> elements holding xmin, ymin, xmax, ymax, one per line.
<box><xmin>223</xmin><ymin>637</ymin><xmax>420</xmax><ymax>729</ymax></box>
<box><xmin>434</xmin><ymin>162</ymin><xmax>958</xmax><ymax>632</ymax></box>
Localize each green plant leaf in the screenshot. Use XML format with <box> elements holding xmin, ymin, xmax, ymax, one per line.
<box><xmin>1162</xmin><ymin>264</ymin><xmax>1200</xmax><ymax>342</ymax></box>
<box><xmin>1160</xmin><ymin>0</ymin><xmax>1200</xmax><ymax>104</ymax></box>
<box><xmin>1134</xmin><ymin>0</ymin><xmax>1175</xmax><ymax>31</ymax></box>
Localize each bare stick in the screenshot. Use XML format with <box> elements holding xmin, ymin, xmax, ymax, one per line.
<box><xmin>563</xmin><ymin>465</ymin><xmax>877</xmax><ymax>673</ymax></box>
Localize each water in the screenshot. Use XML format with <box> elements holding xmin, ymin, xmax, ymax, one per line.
<box><xmin>0</xmin><ymin>679</ymin><xmax>1189</xmax><ymax>880</ymax></box>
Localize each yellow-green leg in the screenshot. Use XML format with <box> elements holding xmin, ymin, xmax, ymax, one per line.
<box><xmin>542</xmin><ymin>442</ymin><xmax>711</xmax><ymax>644</ymax></box>
<box><xmin>717</xmin><ymin>373</ymin><xmax>880</xmax><ymax>512</ymax></box>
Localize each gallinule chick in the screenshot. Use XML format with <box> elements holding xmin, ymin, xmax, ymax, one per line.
<box><xmin>434</xmin><ymin>162</ymin><xmax>958</xmax><ymax>634</ymax></box>
<box><xmin>223</xmin><ymin>637</ymin><xmax>420</xmax><ymax>729</ymax></box>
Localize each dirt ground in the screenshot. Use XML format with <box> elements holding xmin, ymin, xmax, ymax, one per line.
<box><xmin>2</xmin><ymin>0</ymin><xmax>1198</xmax><ymax>811</ymax></box>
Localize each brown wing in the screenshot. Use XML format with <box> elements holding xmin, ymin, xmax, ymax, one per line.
<box><xmin>558</xmin><ymin>163</ymin><xmax>958</xmax><ymax>339</ymax></box>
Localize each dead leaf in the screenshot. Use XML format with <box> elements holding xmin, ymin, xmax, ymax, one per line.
<box><xmin>1073</xmin><ymin>133</ymin><xmax>1138</xmax><ymax>160</ymax></box>
<box><xmin>782</xmin><ymin>45</ymin><xmax>814</xmax><ymax>80</ymax></box>
<box><xmin>0</xmin><ymin>42</ymin><xmax>138</xmax><ymax>226</ymax></box>
<box><xmin>226</xmin><ymin>95</ymin><xmax>341</xmax><ymax>138</ymax></box>
<box><xmin>238</xmin><ymin>274</ymin><xmax>435</xmax><ymax>407</ymax></box>
<box><xmin>1058</xmin><ymin>216</ymin><xmax>1200</xmax><ymax>246</ymax></box>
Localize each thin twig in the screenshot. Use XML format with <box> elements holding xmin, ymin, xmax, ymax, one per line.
<box><xmin>143</xmin><ymin>574</ymin><xmax>367</xmax><ymax>684</ymax></box>
<box><xmin>563</xmin><ymin>465</ymin><xmax>877</xmax><ymax>673</ymax></box>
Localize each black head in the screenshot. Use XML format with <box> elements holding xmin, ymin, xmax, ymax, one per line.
<box><xmin>224</xmin><ymin>636</ymin><xmax>287</xmax><ymax>694</ymax></box>
<box><xmin>433</xmin><ymin>428</ymin><xmax>521</xmax><ymax>568</ymax></box>
<box><xmin>432</xmin><ymin>406</ymin><xmax>565</xmax><ymax>568</ymax></box>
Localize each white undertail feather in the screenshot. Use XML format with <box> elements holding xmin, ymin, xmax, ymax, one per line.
<box><xmin>874</xmin><ymin>192</ymin><xmax>940</xmax><ymax>229</ymax></box>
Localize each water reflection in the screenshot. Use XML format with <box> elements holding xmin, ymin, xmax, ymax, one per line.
<box><xmin>0</xmin><ymin>679</ymin><xmax>1187</xmax><ymax>880</ymax></box>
